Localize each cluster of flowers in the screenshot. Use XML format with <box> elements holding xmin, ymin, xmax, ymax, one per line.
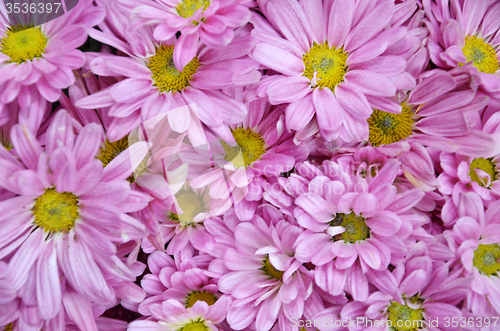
<box><xmin>1</xmin><ymin>0</ymin><xmax>500</xmax><ymax>330</ymax></box>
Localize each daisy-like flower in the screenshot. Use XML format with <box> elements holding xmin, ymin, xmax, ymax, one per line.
<box><xmin>251</xmin><ymin>0</ymin><xmax>416</xmax><ymax>143</ymax></box>
<box><xmin>138</xmin><ymin>251</ymin><xmax>224</xmax><ymax>321</ymax></box>
<box><xmin>444</xmin><ymin>193</ymin><xmax>500</xmax><ymax>316</ymax></box>
<box><xmin>189</xmin><ymin>100</ymin><xmax>308</xmax><ymax>221</ymax></box>
<box><xmin>130</xmin><ymin>0</ymin><xmax>253</xmax><ymax>70</ymax></box>
<box><xmin>216</xmin><ymin>217</ymin><xmax>313</xmax><ymax>331</ymax></box>
<box><xmin>424</xmin><ymin>0</ymin><xmax>500</xmax><ymax>99</ymax></box>
<box><xmin>0</xmin><ymin>0</ymin><xmax>104</xmax><ymax>105</ymax></box>
<box><xmin>0</xmin><ymin>110</ymin><xmax>150</xmax><ymax>330</ymax></box>
<box><xmin>289</xmin><ymin>158</ymin><xmax>426</xmax><ymax>301</ymax></box>
<box><xmin>366</xmin><ymin>68</ymin><xmax>494</xmax><ymax>157</ymax></box>
<box><xmin>76</xmin><ymin>5</ymin><xmax>259</xmax><ymax>138</ymax></box>
<box><xmin>128</xmin><ymin>298</ymin><xmax>231</xmax><ymax>331</ymax></box>
<box><xmin>340</xmin><ymin>242</ymin><xmax>466</xmax><ymax>331</ymax></box>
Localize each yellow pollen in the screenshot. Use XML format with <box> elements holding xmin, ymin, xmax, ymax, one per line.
<box><xmin>185</xmin><ymin>290</ymin><xmax>217</xmax><ymax>308</ymax></box>
<box><xmin>473</xmin><ymin>244</ymin><xmax>500</xmax><ymax>276</ymax></box>
<box><xmin>181</xmin><ymin>319</ymin><xmax>209</xmax><ymax>331</ymax></box>
<box><xmin>170</xmin><ymin>190</ymin><xmax>206</xmax><ymax>226</ymax></box>
<box><xmin>303</xmin><ymin>41</ymin><xmax>348</xmax><ymax>90</ymax></box>
<box><xmin>148</xmin><ymin>45</ymin><xmax>200</xmax><ymax>93</ymax></box>
<box><xmin>0</xmin><ymin>25</ymin><xmax>47</xmax><ymax>64</ymax></box>
<box><xmin>368</xmin><ymin>107</ymin><xmax>414</xmax><ymax>147</ymax></box>
<box><xmin>97</xmin><ymin>137</ymin><xmax>149</xmax><ymax>183</ymax></box>
<box><xmin>3</xmin><ymin>323</ymin><xmax>13</xmax><ymax>331</ymax></box>
<box><xmin>176</xmin><ymin>0</ymin><xmax>210</xmax><ymax>18</ymax></box>
<box><xmin>386</xmin><ymin>299</ymin><xmax>424</xmax><ymax>331</ymax></box>
<box><xmin>461</xmin><ymin>36</ymin><xmax>499</xmax><ymax>74</ymax></box>
<box><xmin>33</xmin><ymin>188</ymin><xmax>79</xmax><ymax>233</ymax></box>
<box><xmin>468</xmin><ymin>157</ymin><xmax>497</xmax><ymax>188</ymax></box>
<box><xmin>331</xmin><ymin>212</ymin><xmax>370</xmax><ymax>243</ymax></box>
<box><xmin>222</xmin><ymin>128</ymin><xmax>266</xmax><ymax>168</ymax></box>
<box><xmin>262</xmin><ymin>255</ymin><xmax>284</xmax><ymax>280</ymax></box>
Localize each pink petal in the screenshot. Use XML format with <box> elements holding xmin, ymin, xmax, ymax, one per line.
<box><xmin>312</xmin><ymin>87</ymin><xmax>343</xmax><ymax>131</ymax></box>
<box><xmin>36</xmin><ymin>242</ymin><xmax>61</xmax><ymax>320</ymax></box>
<box><xmin>253</xmin><ymin>43</ymin><xmax>304</xmax><ymax>76</ymax></box>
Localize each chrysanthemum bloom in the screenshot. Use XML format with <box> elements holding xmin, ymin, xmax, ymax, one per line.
<box><xmin>215</xmin><ymin>217</ymin><xmax>312</xmax><ymax>331</ymax></box>
<box><xmin>0</xmin><ymin>110</ymin><xmax>150</xmax><ymax>330</ymax></box>
<box><xmin>444</xmin><ymin>193</ymin><xmax>500</xmax><ymax>316</ymax></box>
<box><xmin>366</xmin><ymin>68</ymin><xmax>494</xmax><ymax>156</ymax></box>
<box><xmin>424</xmin><ymin>0</ymin><xmax>500</xmax><ymax>100</ymax></box>
<box><xmin>289</xmin><ymin>158</ymin><xmax>426</xmax><ymax>301</ymax></box>
<box><xmin>340</xmin><ymin>242</ymin><xmax>466</xmax><ymax>331</ymax></box>
<box><xmin>129</xmin><ymin>297</ymin><xmax>231</xmax><ymax>331</ymax></box>
<box><xmin>76</xmin><ymin>7</ymin><xmax>259</xmax><ymax>138</ymax></box>
<box><xmin>138</xmin><ymin>251</ymin><xmax>226</xmax><ymax>322</ymax></box>
<box><xmin>130</xmin><ymin>0</ymin><xmax>252</xmax><ymax>70</ymax></box>
<box><xmin>190</xmin><ymin>100</ymin><xmax>308</xmax><ymax>221</ymax></box>
<box><xmin>0</xmin><ymin>0</ymin><xmax>104</xmax><ymax>106</ymax></box>
<box><xmin>438</xmin><ymin>110</ymin><xmax>500</xmax><ymax>225</ymax></box>
<box><xmin>251</xmin><ymin>0</ymin><xmax>417</xmax><ymax>143</ymax></box>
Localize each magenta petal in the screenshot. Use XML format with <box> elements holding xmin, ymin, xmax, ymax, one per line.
<box><xmin>255</xmin><ymin>291</ymin><xmax>281</xmax><ymax>331</ymax></box>
<box><xmin>109</xmin><ymin>78</ymin><xmax>152</xmax><ymax>103</ymax></box>
<box><xmin>72</xmin><ymin>123</ymin><xmax>103</xmax><ymax>170</ymax></box>
<box><xmin>345</xmin><ymin>70</ymin><xmax>396</xmax><ymax>97</ymax></box>
<box><xmin>327</xmin><ymin>0</ymin><xmax>355</xmax><ymax>47</ymax></box>
<box><xmin>366</xmin><ymin>210</ymin><xmax>402</xmax><ymax>236</ymax></box>
<box><xmin>409</xmin><ymin>70</ymin><xmax>456</xmax><ymax>104</ymax></box>
<box><xmin>355</xmin><ymin>241</ymin><xmax>381</xmax><ymax>270</ymax></box>
<box><xmin>344</xmin><ymin>0</ymin><xmax>394</xmax><ymax>52</ymax></box>
<box><xmin>62</xmin><ymin>289</ymin><xmax>98</xmax><ymax>331</ymax></box>
<box><xmin>286</xmin><ymin>94</ymin><xmax>315</xmax><ymax>131</ymax></box>
<box><xmin>253</xmin><ymin>43</ymin><xmax>304</xmax><ymax>76</ymax></box>
<box><xmin>266</xmin><ymin>76</ymin><xmax>311</xmax><ymax>104</ymax></box>
<box><xmin>7</xmin><ymin>228</ymin><xmax>44</xmax><ymax>291</ymax></box>
<box><xmin>335</xmin><ymin>84</ymin><xmax>372</xmax><ymax>118</ymax></box>
<box><xmin>312</xmin><ymin>87</ymin><xmax>343</xmax><ymax>131</ymax></box>
<box><xmin>10</xmin><ymin>124</ymin><xmax>42</xmax><ymax>170</ymax></box>
<box><xmin>36</xmin><ymin>242</ymin><xmax>61</xmax><ymax>320</ymax></box>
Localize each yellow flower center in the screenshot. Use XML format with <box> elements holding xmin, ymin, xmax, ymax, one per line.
<box><xmin>261</xmin><ymin>255</ymin><xmax>284</xmax><ymax>280</ymax></box>
<box><xmin>331</xmin><ymin>212</ymin><xmax>370</xmax><ymax>244</ymax></box>
<box><xmin>368</xmin><ymin>107</ymin><xmax>413</xmax><ymax>147</ymax></box>
<box><xmin>461</xmin><ymin>36</ymin><xmax>499</xmax><ymax>74</ymax></box>
<box><xmin>0</xmin><ymin>25</ymin><xmax>47</xmax><ymax>64</ymax></box>
<box><xmin>33</xmin><ymin>188</ymin><xmax>79</xmax><ymax>233</ymax></box>
<box><xmin>181</xmin><ymin>319</ymin><xmax>209</xmax><ymax>331</ymax></box>
<box><xmin>176</xmin><ymin>0</ymin><xmax>210</xmax><ymax>18</ymax></box>
<box><xmin>386</xmin><ymin>300</ymin><xmax>424</xmax><ymax>331</ymax></box>
<box><xmin>170</xmin><ymin>190</ymin><xmax>206</xmax><ymax>226</ymax></box>
<box><xmin>468</xmin><ymin>157</ymin><xmax>497</xmax><ymax>188</ymax></box>
<box><xmin>185</xmin><ymin>290</ymin><xmax>217</xmax><ymax>308</ymax></box>
<box><xmin>3</xmin><ymin>323</ymin><xmax>13</xmax><ymax>331</ymax></box>
<box><xmin>148</xmin><ymin>45</ymin><xmax>200</xmax><ymax>93</ymax></box>
<box><xmin>473</xmin><ymin>244</ymin><xmax>500</xmax><ymax>276</ymax></box>
<box><xmin>222</xmin><ymin>128</ymin><xmax>266</xmax><ymax>168</ymax></box>
<box><xmin>302</xmin><ymin>41</ymin><xmax>348</xmax><ymax>90</ymax></box>
<box><xmin>97</xmin><ymin>137</ymin><xmax>150</xmax><ymax>184</ymax></box>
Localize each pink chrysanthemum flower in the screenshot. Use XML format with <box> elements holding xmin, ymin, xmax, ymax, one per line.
<box><xmin>76</xmin><ymin>6</ymin><xmax>259</xmax><ymax>138</ymax></box>
<box><xmin>189</xmin><ymin>100</ymin><xmax>308</xmax><ymax>221</ymax></box>
<box><xmin>215</xmin><ymin>217</ymin><xmax>312</xmax><ymax>331</ymax></box>
<box><xmin>251</xmin><ymin>0</ymin><xmax>417</xmax><ymax>143</ymax></box>
<box><xmin>339</xmin><ymin>242</ymin><xmax>466</xmax><ymax>331</ymax></box>
<box><xmin>129</xmin><ymin>298</ymin><xmax>231</xmax><ymax>331</ymax></box>
<box><xmin>424</xmin><ymin>0</ymin><xmax>500</xmax><ymax>99</ymax></box>
<box><xmin>366</xmin><ymin>68</ymin><xmax>495</xmax><ymax>156</ymax></box>
<box><xmin>287</xmin><ymin>158</ymin><xmax>426</xmax><ymax>301</ymax></box>
<box><xmin>0</xmin><ymin>110</ymin><xmax>150</xmax><ymax>330</ymax></box>
<box><xmin>438</xmin><ymin>110</ymin><xmax>500</xmax><ymax>225</ymax></box>
<box><xmin>444</xmin><ymin>193</ymin><xmax>500</xmax><ymax>316</ymax></box>
<box><xmin>138</xmin><ymin>251</ymin><xmax>225</xmax><ymax>321</ymax></box>
<box><xmin>0</xmin><ymin>0</ymin><xmax>104</xmax><ymax>105</ymax></box>
<box><xmin>130</xmin><ymin>0</ymin><xmax>252</xmax><ymax>70</ymax></box>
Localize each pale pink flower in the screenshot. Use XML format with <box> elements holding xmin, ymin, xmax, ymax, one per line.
<box><xmin>251</xmin><ymin>0</ymin><xmax>416</xmax><ymax>143</ymax></box>
<box><xmin>0</xmin><ymin>0</ymin><xmax>104</xmax><ymax>106</ymax></box>
<box><xmin>130</xmin><ymin>0</ymin><xmax>252</xmax><ymax>70</ymax></box>
<box><xmin>0</xmin><ymin>110</ymin><xmax>150</xmax><ymax>330</ymax></box>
